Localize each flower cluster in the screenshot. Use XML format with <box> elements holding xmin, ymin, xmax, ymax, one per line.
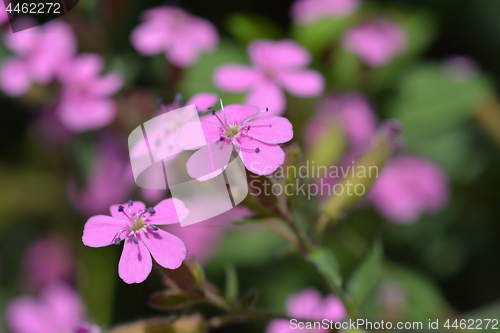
<box><xmin>0</xmin><ymin>20</ymin><xmax>123</xmax><ymax>131</ymax></box>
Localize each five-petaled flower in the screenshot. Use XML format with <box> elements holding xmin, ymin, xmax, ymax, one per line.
<box><xmin>130</xmin><ymin>6</ymin><xmax>218</xmax><ymax>67</ymax></box>
<box><xmin>82</xmin><ymin>199</ymin><xmax>189</xmax><ymax>284</ymax></box>
<box><xmin>176</xmin><ymin>102</ymin><xmax>293</xmax><ymax>177</ymax></box>
<box><xmin>213</xmin><ymin>39</ymin><xmax>325</xmax><ymax>116</ymax></box>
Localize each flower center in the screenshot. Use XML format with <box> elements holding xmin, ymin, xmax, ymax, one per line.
<box><xmin>111</xmin><ymin>201</ymin><xmax>158</xmax><ymax>245</ymax></box>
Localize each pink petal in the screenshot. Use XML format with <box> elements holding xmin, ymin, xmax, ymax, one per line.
<box><xmin>286</xmin><ymin>288</ymin><xmax>322</xmax><ymax>319</ymax></box>
<box><xmin>249</xmin><ymin>39</ymin><xmax>311</xmax><ymax>69</ymax></box>
<box><xmin>60</xmin><ymin>54</ymin><xmax>104</xmax><ymax>84</ymax></box>
<box><xmin>141</xmin><ymin>228</ymin><xmax>186</xmax><ymax>269</ymax></box>
<box><xmin>213</xmin><ymin>64</ymin><xmax>261</xmax><ymax>92</ymax></box>
<box><xmin>322</xmin><ymin>295</ymin><xmax>347</xmax><ymax>322</ymax></box>
<box><xmin>6</xmin><ymin>297</ymin><xmax>53</xmax><ymax>333</ymax></box>
<box><xmin>223</xmin><ymin>104</ymin><xmax>260</xmax><ymax>125</ymax></box>
<box><xmin>118</xmin><ymin>237</ymin><xmax>152</xmax><ymax>284</ymax></box>
<box><xmin>186</xmin><ymin>141</ymin><xmax>233</xmax><ymax>179</ymax></box>
<box><xmin>130</xmin><ymin>20</ymin><xmax>168</xmax><ymax>56</ymax></box>
<box><xmin>187</xmin><ymin>16</ymin><xmax>219</xmax><ymax>51</ymax></box>
<box><xmin>42</xmin><ymin>284</ymin><xmax>85</xmax><ymax>330</ymax></box>
<box><xmin>147</xmin><ymin>198</ymin><xmax>190</xmax><ymax>225</ymax></box>
<box><xmin>82</xmin><ymin>215</ymin><xmax>128</xmax><ymax>247</ymax></box>
<box><xmin>186</xmin><ymin>92</ymin><xmax>218</xmax><ymax>112</ymax></box>
<box><xmin>4</xmin><ymin>25</ymin><xmax>39</xmax><ymax>55</ymax></box>
<box><xmin>57</xmin><ymin>96</ymin><xmax>116</xmax><ymax>132</ymax></box>
<box><xmin>175</xmin><ymin>120</ymin><xmax>220</xmax><ymax>150</ymax></box>
<box><xmin>235</xmin><ymin>136</ymin><xmax>285</xmax><ymax>175</ymax></box>
<box><xmin>0</xmin><ymin>57</ymin><xmax>32</xmax><ymax>96</ymax></box>
<box><xmin>110</xmin><ymin>201</ymin><xmax>146</xmax><ymax>219</ymax></box>
<box><xmin>90</xmin><ymin>73</ymin><xmax>124</xmax><ymax>96</ymax></box>
<box><xmin>166</xmin><ymin>39</ymin><xmax>200</xmax><ymax>67</ymax></box>
<box><xmin>245</xmin><ymin>79</ymin><xmax>286</xmax><ymax>117</ymax></box>
<box><xmin>247</xmin><ymin>116</ymin><xmax>293</xmax><ymax>144</ymax></box>
<box><xmin>277</xmin><ymin>69</ymin><xmax>325</xmax><ymax>97</ymax></box>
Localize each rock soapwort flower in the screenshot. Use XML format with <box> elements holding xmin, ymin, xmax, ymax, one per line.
<box><xmin>6</xmin><ymin>283</ymin><xmax>86</xmax><ymax>333</ymax></box>
<box><xmin>342</xmin><ymin>19</ymin><xmax>407</xmax><ymax>67</ymax></box>
<box><xmin>176</xmin><ymin>102</ymin><xmax>293</xmax><ymax>177</ymax></box>
<box><xmin>213</xmin><ymin>39</ymin><xmax>324</xmax><ymax>116</ymax></box>
<box><xmin>290</xmin><ymin>0</ymin><xmax>361</xmax><ymax>24</ymax></box>
<box><xmin>56</xmin><ymin>53</ymin><xmax>124</xmax><ymax>132</ymax></box>
<box><xmin>130</xmin><ymin>6</ymin><xmax>218</xmax><ymax>67</ymax></box>
<box><xmin>266</xmin><ymin>288</ymin><xmax>346</xmax><ymax>333</ymax></box>
<box><xmin>82</xmin><ymin>199</ymin><xmax>189</xmax><ymax>284</ymax></box>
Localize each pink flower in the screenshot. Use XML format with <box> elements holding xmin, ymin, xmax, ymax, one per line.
<box><xmin>213</xmin><ymin>39</ymin><xmax>325</xmax><ymax>116</ymax></box>
<box><xmin>290</xmin><ymin>0</ymin><xmax>361</xmax><ymax>24</ymax></box>
<box><xmin>165</xmin><ymin>206</ymin><xmax>252</xmax><ymax>263</ymax></box>
<box><xmin>22</xmin><ymin>236</ymin><xmax>74</xmax><ymax>289</ymax></box>
<box><xmin>176</xmin><ymin>103</ymin><xmax>294</xmax><ymax>176</ymax></box>
<box><xmin>82</xmin><ymin>199</ymin><xmax>189</xmax><ymax>284</ymax></box>
<box><xmin>0</xmin><ymin>1</ymin><xmax>9</xmax><ymax>25</ymax></box>
<box><xmin>6</xmin><ymin>283</ymin><xmax>85</xmax><ymax>333</ymax></box>
<box><xmin>342</xmin><ymin>20</ymin><xmax>407</xmax><ymax>67</ymax></box>
<box><xmin>139</xmin><ymin>93</ymin><xmax>219</xmax><ymax>202</ymax></box>
<box><xmin>266</xmin><ymin>288</ymin><xmax>346</xmax><ymax>333</ymax></box>
<box><xmin>68</xmin><ymin>134</ymin><xmax>135</xmax><ymax>216</ymax></box>
<box><xmin>0</xmin><ymin>20</ymin><xmax>76</xmax><ymax>96</ymax></box>
<box><xmin>369</xmin><ymin>155</ymin><xmax>449</xmax><ymax>223</ymax></box>
<box><xmin>56</xmin><ymin>53</ymin><xmax>124</xmax><ymax>132</ymax></box>
<box><xmin>130</xmin><ymin>6</ymin><xmax>218</xmax><ymax>67</ymax></box>
<box><xmin>305</xmin><ymin>93</ymin><xmax>377</xmax><ymax>151</ymax></box>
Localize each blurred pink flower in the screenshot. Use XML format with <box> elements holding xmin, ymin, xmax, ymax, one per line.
<box><xmin>130</xmin><ymin>6</ymin><xmax>218</xmax><ymax>67</ymax></box>
<box><xmin>213</xmin><ymin>39</ymin><xmax>325</xmax><ymax>116</ymax></box>
<box><xmin>0</xmin><ymin>20</ymin><xmax>76</xmax><ymax>96</ymax></box>
<box><xmin>369</xmin><ymin>155</ymin><xmax>449</xmax><ymax>223</ymax></box>
<box><xmin>82</xmin><ymin>199</ymin><xmax>189</xmax><ymax>284</ymax></box>
<box><xmin>290</xmin><ymin>0</ymin><xmax>361</xmax><ymax>24</ymax></box>
<box><xmin>140</xmin><ymin>93</ymin><xmax>219</xmax><ymax>202</ymax></box>
<box><xmin>165</xmin><ymin>206</ymin><xmax>252</xmax><ymax>263</ymax></box>
<box><xmin>56</xmin><ymin>53</ymin><xmax>123</xmax><ymax>132</ymax></box>
<box><xmin>68</xmin><ymin>134</ymin><xmax>135</xmax><ymax>216</ymax></box>
<box><xmin>176</xmin><ymin>104</ymin><xmax>294</xmax><ymax>176</ymax></box>
<box><xmin>342</xmin><ymin>20</ymin><xmax>407</xmax><ymax>67</ymax></box>
<box><xmin>266</xmin><ymin>288</ymin><xmax>346</xmax><ymax>333</ymax></box>
<box><xmin>305</xmin><ymin>93</ymin><xmax>377</xmax><ymax>151</ymax></box>
<box><xmin>22</xmin><ymin>236</ymin><xmax>74</xmax><ymax>289</ymax></box>
<box><xmin>6</xmin><ymin>283</ymin><xmax>85</xmax><ymax>333</ymax></box>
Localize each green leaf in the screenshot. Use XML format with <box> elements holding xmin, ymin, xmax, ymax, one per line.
<box><xmin>382</xmin><ymin>262</ymin><xmax>449</xmax><ymax>321</ymax></box>
<box><xmin>206</xmin><ymin>226</ymin><xmax>284</xmax><ymax>271</ymax></box>
<box><xmin>180</xmin><ymin>39</ymin><xmax>247</xmax><ymax>104</ymax></box>
<box><xmin>225</xmin><ymin>12</ymin><xmax>285</xmax><ymax>45</ymax></box>
<box><xmin>78</xmin><ymin>245</ymin><xmax>118</xmax><ymax>328</ymax></box>
<box><xmin>306</xmin><ymin>124</ymin><xmax>346</xmax><ymax>171</ymax></box>
<box><xmin>347</xmin><ymin>239</ymin><xmax>383</xmax><ymax>307</ymax></box>
<box><xmin>307</xmin><ymin>248</ymin><xmax>343</xmax><ymax>290</ymax></box>
<box><xmin>387</xmin><ymin>63</ymin><xmax>493</xmax><ymax>138</ymax></box>
<box><xmin>158</xmin><ymin>262</ymin><xmax>203</xmax><ymax>297</ymax></box>
<box><xmin>224</xmin><ymin>264</ymin><xmax>239</xmax><ymax>301</ymax></box>
<box><xmin>291</xmin><ymin>17</ymin><xmax>354</xmax><ymax>54</ymax></box>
